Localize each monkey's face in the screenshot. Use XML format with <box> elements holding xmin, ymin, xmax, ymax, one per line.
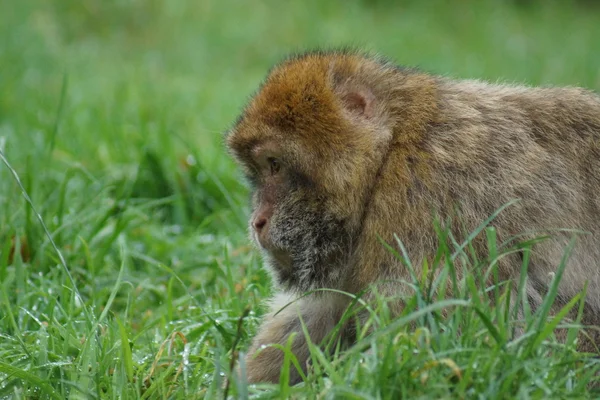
<box><xmin>227</xmin><ymin>53</ymin><xmax>395</xmax><ymax>291</ymax></box>
<box><xmin>244</xmin><ymin>142</ymin><xmax>351</xmax><ymax>291</ymax></box>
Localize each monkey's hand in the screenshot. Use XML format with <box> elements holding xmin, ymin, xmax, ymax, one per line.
<box><xmin>243</xmin><ymin>292</ymin><xmax>344</xmax><ymax>384</ymax></box>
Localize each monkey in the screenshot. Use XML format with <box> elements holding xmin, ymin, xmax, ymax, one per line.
<box><xmin>225</xmin><ymin>50</ymin><xmax>600</xmax><ymax>384</ymax></box>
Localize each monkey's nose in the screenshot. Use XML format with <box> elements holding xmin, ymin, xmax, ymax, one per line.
<box><xmin>253</xmin><ymin>216</ymin><xmax>267</xmax><ymax>232</ymax></box>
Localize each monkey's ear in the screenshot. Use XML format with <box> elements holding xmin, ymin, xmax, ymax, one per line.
<box><xmin>341</xmin><ymin>88</ymin><xmax>376</xmax><ymax>119</ymax></box>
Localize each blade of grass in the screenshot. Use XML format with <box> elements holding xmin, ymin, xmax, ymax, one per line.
<box><xmin>532</xmin><ymin>292</ymin><xmax>582</xmax><ymax>349</ymax></box>
<box><xmin>514</xmin><ymin>246</ymin><xmax>531</xmax><ymax>334</ymax></box>
<box><xmin>566</xmin><ymin>281</ymin><xmax>588</xmax><ymax>348</ymax></box>
<box><xmin>473</xmin><ymin>306</ymin><xmax>505</xmax><ymax>347</ymax></box>
<box><xmin>116</xmin><ymin>316</ymin><xmax>134</xmax><ymax>382</ymax></box>
<box><xmin>0</xmin><ymin>362</ymin><xmax>63</xmax><ymax>400</ymax></box>
<box><xmin>0</xmin><ymin>149</ymin><xmax>93</xmax><ymax>325</ymax></box>
<box><xmin>535</xmin><ymin>236</ymin><xmax>577</xmax><ymax>332</ymax></box>
<box><xmin>451</xmin><ymin>199</ymin><xmax>519</xmax><ymax>261</ymax></box>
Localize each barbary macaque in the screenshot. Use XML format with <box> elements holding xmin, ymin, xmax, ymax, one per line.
<box><xmin>226</xmin><ymin>50</ymin><xmax>600</xmax><ymax>384</ymax></box>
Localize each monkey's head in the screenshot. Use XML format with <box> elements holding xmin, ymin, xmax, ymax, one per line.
<box><xmin>227</xmin><ymin>51</ymin><xmax>410</xmax><ymax>292</ymax></box>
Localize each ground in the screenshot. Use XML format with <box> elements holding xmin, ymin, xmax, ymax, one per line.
<box><xmin>1</xmin><ymin>0</ymin><xmax>600</xmax><ymax>398</ymax></box>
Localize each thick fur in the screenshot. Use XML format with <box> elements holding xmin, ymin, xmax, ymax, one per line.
<box><xmin>227</xmin><ymin>50</ymin><xmax>600</xmax><ymax>384</ymax></box>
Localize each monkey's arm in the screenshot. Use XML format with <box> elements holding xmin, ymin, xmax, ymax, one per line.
<box><xmin>244</xmin><ymin>292</ymin><xmax>344</xmax><ymax>384</ymax></box>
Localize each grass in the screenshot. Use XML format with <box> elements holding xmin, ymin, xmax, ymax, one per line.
<box><xmin>1</xmin><ymin>0</ymin><xmax>600</xmax><ymax>398</ymax></box>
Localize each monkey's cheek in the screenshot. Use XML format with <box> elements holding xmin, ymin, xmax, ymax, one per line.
<box><xmin>266</xmin><ymin>248</ymin><xmax>293</xmax><ymax>272</ymax></box>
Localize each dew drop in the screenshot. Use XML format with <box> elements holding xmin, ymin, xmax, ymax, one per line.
<box><xmin>182</xmin><ymin>343</ymin><xmax>191</xmax><ymax>367</ymax></box>
<box><xmin>186</xmin><ymin>154</ymin><xmax>197</xmax><ymax>166</ymax></box>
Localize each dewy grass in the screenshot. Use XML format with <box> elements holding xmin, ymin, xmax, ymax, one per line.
<box><xmin>1</xmin><ymin>0</ymin><xmax>600</xmax><ymax>398</ymax></box>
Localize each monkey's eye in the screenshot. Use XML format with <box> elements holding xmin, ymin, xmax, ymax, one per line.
<box><xmin>268</xmin><ymin>157</ymin><xmax>280</xmax><ymax>175</ymax></box>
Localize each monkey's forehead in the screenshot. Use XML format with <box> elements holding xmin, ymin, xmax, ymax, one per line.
<box><xmin>227</xmin><ymin>56</ymin><xmax>360</xmax><ymax>155</ymax></box>
<box><xmin>246</xmin><ymin>55</ymin><xmax>347</xmax><ymax>127</ymax></box>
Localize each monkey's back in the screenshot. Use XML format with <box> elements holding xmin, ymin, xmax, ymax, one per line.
<box><xmin>425</xmin><ymin>79</ymin><xmax>600</xmax><ymax>310</ymax></box>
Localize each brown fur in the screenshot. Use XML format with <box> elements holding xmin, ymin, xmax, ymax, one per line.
<box><xmin>226</xmin><ymin>50</ymin><xmax>600</xmax><ymax>384</ymax></box>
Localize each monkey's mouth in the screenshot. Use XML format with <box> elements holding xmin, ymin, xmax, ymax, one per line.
<box><xmin>253</xmin><ymin>230</ymin><xmax>277</xmax><ymax>253</ymax></box>
<box><xmin>251</xmin><ymin>230</ymin><xmax>294</xmax><ymax>270</ymax></box>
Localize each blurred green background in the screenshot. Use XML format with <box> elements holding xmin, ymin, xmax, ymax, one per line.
<box><xmin>1</xmin><ymin>0</ymin><xmax>599</xmax><ymax>397</ymax></box>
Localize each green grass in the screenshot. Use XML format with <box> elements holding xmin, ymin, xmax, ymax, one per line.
<box><xmin>1</xmin><ymin>0</ymin><xmax>600</xmax><ymax>398</ymax></box>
